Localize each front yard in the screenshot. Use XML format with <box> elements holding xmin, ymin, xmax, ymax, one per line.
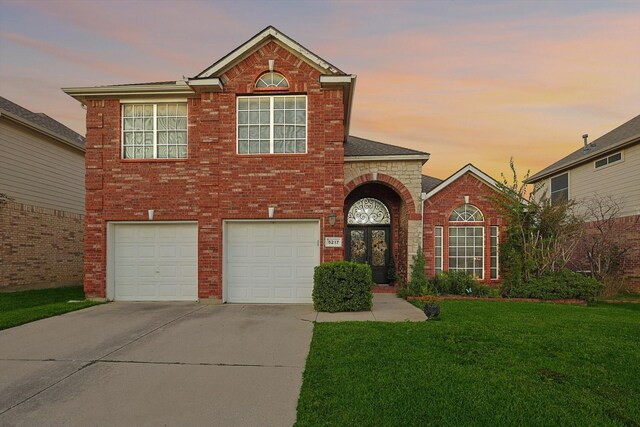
<box><xmin>296</xmin><ymin>300</ymin><xmax>640</xmax><ymax>426</ymax></box>
<box><xmin>0</xmin><ymin>286</ymin><xmax>102</xmax><ymax>330</ymax></box>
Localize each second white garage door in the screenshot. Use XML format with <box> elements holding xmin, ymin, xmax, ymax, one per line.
<box><xmin>225</xmin><ymin>221</ymin><xmax>320</xmax><ymax>303</ymax></box>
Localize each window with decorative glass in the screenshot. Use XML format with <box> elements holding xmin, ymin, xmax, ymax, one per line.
<box><xmin>122</xmin><ymin>103</ymin><xmax>187</xmax><ymax>159</ymax></box>
<box><xmin>237</xmin><ymin>96</ymin><xmax>307</xmax><ymax>154</ymax></box>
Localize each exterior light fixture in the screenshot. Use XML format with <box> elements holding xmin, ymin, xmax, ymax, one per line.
<box><xmin>329</xmin><ymin>212</ymin><xmax>337</xmax><ymax>226</ymax></box>
<box><xmin>268</xmin><ymin>206</ymin><xmax>275</xmax><ymax>218</ymax></box>
<box><xmin>148</xmin><ymin>209</ymin><xmax>154</xmax><ymax>221</ymax></box>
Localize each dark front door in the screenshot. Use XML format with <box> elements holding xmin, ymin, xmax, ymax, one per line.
<box><xmin>346</xmin><ymin>226</ymin><xmax>391</xmax><ymax>284</ymax></box>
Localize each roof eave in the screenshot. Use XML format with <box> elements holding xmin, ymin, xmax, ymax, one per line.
<box><xmin>62</xmin><ymin>81</ymin><xmax>196</xmax><ymax>103</ymax></box>
<box><xmin>196</xmin><ymin>26</ymin><xmax>345</xmax><ymax>79</ymax></box>
<box><xmin>527</xmin><ymin>134</ymin><xmax>640</xmax><ymax>183</ymax></box>
<box><xmin>424</xmin><ymin>164</ymin><xmax>500</xmax><ymax>200</ymax></box>
<box><xmin>0</xmin><ymin>110</ymin><xmax>85</xmax><ymax>152</ymax></box>
<box><xmin>345</xmin><ymin>154</ymin><xmax>430</xmax><ymax>163</ymax></box>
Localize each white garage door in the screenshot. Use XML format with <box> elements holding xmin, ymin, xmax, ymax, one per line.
<box><xmin>111</xmin><ymin>223</ymin><xmax>198</xmax><ymax>301</ymax></box>
<box><xmin>225</xmin><ymin>221</ymin><xmax>320</xmax><ymax>303</ymax></box>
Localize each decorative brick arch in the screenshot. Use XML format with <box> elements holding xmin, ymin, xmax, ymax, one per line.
<box><xmin>344</xmin><ymin>173</ymin><xmax>419</xmax><ymax>217</ymax></box>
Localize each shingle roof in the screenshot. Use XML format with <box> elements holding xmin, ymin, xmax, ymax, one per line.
<box><xmin>421</xmin><ymin>175</ymin><xmax>443</xmax><ymax>193</ymax></box>
<box><xmin>0</xmin><ymin>96</ymin><xmax>85</xmax><ymax>150</ymax></box>
<box><xmin>528</xmin><ymin>114</ymin><xmax>640</xmax><ymax>182</ymax></box>
<box><xmin>345</xmin><ymin>135</ymin><xmax>429</xmax><ymax>158</ymax></box>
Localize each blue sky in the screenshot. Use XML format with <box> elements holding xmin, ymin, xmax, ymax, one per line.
<box><xmin>1</xmin><ymin>0</ymin><xmax>638</xmax><ymax>179</ymax></box>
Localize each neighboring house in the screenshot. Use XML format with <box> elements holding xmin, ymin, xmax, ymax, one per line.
<box><xmin>63</xmin><ymin>26</ymin><xmax>508</xmax><ymax>303</ymax></box>
<box><xmin>528</xmin><ymin>115</ymin><xmax>640</xmax><ymax>289</ymax></box>
<box><xmin>0</xmin><ymin>96</ymin><xmax>85</xmax><ymax>291</ymax></box>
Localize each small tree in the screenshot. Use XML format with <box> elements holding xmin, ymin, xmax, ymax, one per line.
<box><xmin>407</xmin><ymin>246</ymin><xmax>428</xmax><ymax>296</ymax></box>
<box><xmin>487</xmin><ymin>159</ymin><xmax>583</xmax><ymax>296</ymax></box>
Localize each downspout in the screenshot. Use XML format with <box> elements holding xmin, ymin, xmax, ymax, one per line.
<box><xmin>421</xmin><ymin>192</ymin><xmax>428</xmax><ymax>250</ymax></box>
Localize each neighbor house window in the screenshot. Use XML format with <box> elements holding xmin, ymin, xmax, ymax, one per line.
<box><xmin>122</xmin><ymin>103</ymin><xmax>187</xmax><ymax>159</ymax></box>
<box><xmin>595</xmin><ymin>152</ymin><xmax>622</xmax><ymax>169</ymax></box>
<box><xmin>435</xmin><ymin>226</ymin><xmax>443</xmax><ymax>274</ymax></box>
<box><xmin>550</xmin><ymin>173</ymin><xmax>568</xmax><ymax>204</ymax></box>
<box><xmin>448</xmin><ymin>204</ymin><xmax>484</xmax><ymax>279</ymax></box>
<box><xmin>237</xmin><ymin>96</ymin><xmax>307</xmax><ymax>154</ymax></box>
<box><xmin>490</xmin><ymin>226</ymin><xmax>499</xmax><ymax>280</ymax></box>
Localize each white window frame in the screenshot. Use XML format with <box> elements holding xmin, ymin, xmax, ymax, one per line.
<box><xmin>434</xmin><ymin>226</ymin><xmax>443</xmax><ymax>275</ymax></box>
<box><xmin>121</xmin><ymin>102</ymin><xmax>188</xmax><ymax>160</ymax></box>
<box><xmin>550</xmin><ymin>172</ymin><xmax>569</xmax><ymax>205</ymax></box>
<box><xmin>490</xmin><ymin>226</ymin><xmax>499</xmax><ymax>280</ymax></box>
<box><xmin>594</xmin><ymin>151</ymin><xmax>623</xmax><ymax>170</ymax></box>
<box><xmin>236</xmin><ymin>95</ymin><xmax>308</xmax><ymax>155</ymax></box>
<box><xmin>448</xmin><ymin>226</ymin><xmax>485</xmax><ymax>279</ymax></box>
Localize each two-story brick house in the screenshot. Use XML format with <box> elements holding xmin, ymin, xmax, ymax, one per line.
<box><xmin>64</xmin><ymin>26</ymin><xmax>507</xmax><ymax>302</ymax></box>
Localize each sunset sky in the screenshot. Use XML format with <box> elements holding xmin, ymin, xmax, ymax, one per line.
<box><xmin>1</xmin><ymin>0</ymin><xmax>638</xmax><ymax>181</ymax></box>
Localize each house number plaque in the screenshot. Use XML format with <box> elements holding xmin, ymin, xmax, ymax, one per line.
<box><xmin>324</xmin><ymin>237</ymin><xmax>343</xmax><ymax>248</ymax></box>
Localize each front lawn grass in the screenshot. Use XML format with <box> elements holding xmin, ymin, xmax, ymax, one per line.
<box><xmin>296</xmin><ymin>300</ymin><xmax>640</xmax><ymax>426</ymax></box>
<box><xmin>0</xmin><ymin>286</ymin><xmax>102</xmax><ymax>330</ymax></box>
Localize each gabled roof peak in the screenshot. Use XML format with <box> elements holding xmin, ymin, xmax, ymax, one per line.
<box><xmin>195</xmin><ymin>25</ymin><xmax>346</xmax><ymax>79</ymax></box>
<box><xmin>423</xmin><ymin>163</ymin><xmax>501</xmax><ymax>199</ymax></box>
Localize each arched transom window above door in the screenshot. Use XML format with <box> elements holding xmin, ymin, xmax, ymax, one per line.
<box><xmin>449</xmin><ymin>204</ymin><xmax>484</xmax><ymax>222</ymax></box>
<box><xmin>347</xmin><ymin>198</ymin><xmax>391</xmax><ymax>225</ymax></box>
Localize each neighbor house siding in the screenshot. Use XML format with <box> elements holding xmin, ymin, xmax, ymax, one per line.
<box><xmin>538</xmin><ymin>143</ymin><xmax>640</xmax><ymax>218</ymax></box>
<box><xmin>0</xmin><ymin>120</ymin><xmax>85</xmax><ymax>215</ymax></box>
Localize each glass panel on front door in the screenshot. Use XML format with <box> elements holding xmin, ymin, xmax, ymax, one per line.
<box><xmin>371</xmin><ymin>229</ymin><xmax>387</xmax><ymax>267</ymax></box>
<box><xmin>350</xmin><ymin>229</ymin><xmax>367</xmax><ymax>264</ymax></box>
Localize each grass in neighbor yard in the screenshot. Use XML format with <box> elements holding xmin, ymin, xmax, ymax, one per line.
<box><xmin>0</xmin><ymin>286</ymin><xmax>102</xmax><ymax>330</ymax></box>
<box><xmin>296</xmin><ymin>300</ymin><xmax>640</xmax><ymax>427</ymax></box>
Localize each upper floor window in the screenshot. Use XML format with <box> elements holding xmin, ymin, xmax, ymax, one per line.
<box><xmin>595</xmin><ymin>152</ymin><xmax>622</xmax><ymax>169</ymax></box>
<box><xmin>449</xmin><ymin>204</ymin><xmax>484</xmax><ymax>222</ymax></box>
<box><xmin>122</xmin><ymin>103</ymin><xmax>187</xmax><ymax>159</ymax></box>
<box><xmin>550</xmin><ymin>173</ymin><xmax>568</xmax><ymax>204</ymax></box>
<box><xmin>255</xmin><ymin>72</ymin><xmax>289</xmax><ymax>89</ymax></box>
<box><xmin>237</xmin><ymin>95</ymin><xmax>307</xmax><ymax>154</ymax></box>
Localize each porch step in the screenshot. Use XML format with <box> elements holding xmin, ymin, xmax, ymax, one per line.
<box><xmin>373</xmin><ymin>285</ymin><xmax>397</xmax><ymax>294</ymax></box>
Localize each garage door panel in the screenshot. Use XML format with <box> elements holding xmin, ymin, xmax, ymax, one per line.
<box><xmin>225</xmin><ymin>221</ymin><xmax>319</xmax><ymax>303</ymax></box>
<box><xmin>112</xmin><ymin>223</ymin><xmax>198</xmax><ymax>301</ymax></box>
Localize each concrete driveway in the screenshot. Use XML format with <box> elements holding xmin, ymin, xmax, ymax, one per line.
<box><xmin>0</xmin><ymin>302</ymin><xmax>315</xmax><ymax>427</ymax></box>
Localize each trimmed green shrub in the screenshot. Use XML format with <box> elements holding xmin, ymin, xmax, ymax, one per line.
<box><xmin>313</xmin><ymin>261</ymin><xmax>373</xmax><ymax>312</ymax></box>
<box><xmin>429</xmin><ymin>271</ymin><xmax>499</xmax><ymax>297</ymax></box>
<box><xmin>510</xmin><ymin>269</ymin><xmax>604</xmax><ymax>300</ymax></box>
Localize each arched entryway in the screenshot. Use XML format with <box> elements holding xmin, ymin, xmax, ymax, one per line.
<box><xmin>344</xmin><ymin>182</ymin><xmax>408</xmax><ymax>284</ymax></box>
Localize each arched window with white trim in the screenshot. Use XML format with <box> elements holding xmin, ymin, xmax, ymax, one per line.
<box><xmin>255</xmin><ymin>72</ymin><xmax>289</xmax><ymax>88</ymax></box>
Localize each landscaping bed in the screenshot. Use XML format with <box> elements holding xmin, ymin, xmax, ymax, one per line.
<box><xmin>296</xmin><ymin>300</ymin><xmax>640</xmax><ymax>426</ymax></box>
<box><xmin>407</xmin><ymin>295</ymin><xmax>587</xmax><ymax>305</ymax></box>
<box><xmin>0</xmin><ymin>286</ymin><xmax>103</xmax><ymax>330</ymax></box>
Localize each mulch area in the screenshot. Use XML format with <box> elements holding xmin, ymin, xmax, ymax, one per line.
<box><xmin>407</xmin><ymin>295</ymin><xmax>587</xmax><ymax>305</ymax></box>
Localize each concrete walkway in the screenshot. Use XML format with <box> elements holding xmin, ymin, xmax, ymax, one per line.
<box><xmin>299</xmin><ymin>293</ymin><xmax>426</xmax><ymax>322</ymax></box>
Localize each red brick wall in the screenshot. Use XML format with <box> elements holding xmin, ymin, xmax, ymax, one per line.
<box><xmin>572</xmin><ymin>214</ymin><xmax>640</xmax><ymax>292</ymax></box>
<box><xmin>422</xmin><ymin>173</ymin><xmax>507</xmax><ymax>284</ymax></box>
<box><xmin>0</xmin><ymin>202</ymin><xmax>83</xmax><ymax>291</ymax></box>
<box><xmin>83</xmin><ymin>41</ymin><xmax>345</xmax><ymax>299</ymax></box>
